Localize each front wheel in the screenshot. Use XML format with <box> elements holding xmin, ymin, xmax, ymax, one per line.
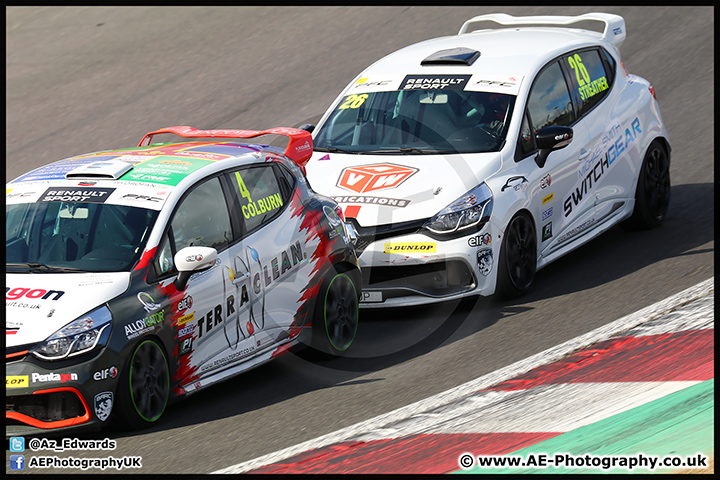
<box><xmin>312</xmin><ymin>271</ymin><xmax>359</xmax><ymax>355</ymax></box>
<box><xmin>621</xmin><ymin>140</ymin><xmax>671</xmax><ymax>230</ymax></box>
<box><xmin>114</xmin><ymin>338</ymin><xmax>170</xmax><ymax>430</ymax></box>
<box><xmin>496</xmin><ymin>212</ymin><xmax>537</xmax><ymax>299</ymax></box>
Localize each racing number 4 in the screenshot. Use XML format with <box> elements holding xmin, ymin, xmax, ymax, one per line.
<box><xmin>235</xmin><ymin>172</ymin><xmax>252</xmax><ymax>203</ymax></box>
<box><xmin>568</xmin><ymin>53</ymin><xmax>590</xmax><ymax>87</ymax></box>
<box><xmin>338</xmin><ymin>94</ymin><xmax>368</xmax><ymax>110</ymax></box>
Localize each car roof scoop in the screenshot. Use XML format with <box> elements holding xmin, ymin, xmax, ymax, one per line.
<box><xmin>65</xmin><ymin>160</ymin><xmax>134</xmax><ymax>180</ymax></box>
<box><xmin>421</xmin><ymin>48</ymin><xmax>481</xmax><ymax>66</ymax></box>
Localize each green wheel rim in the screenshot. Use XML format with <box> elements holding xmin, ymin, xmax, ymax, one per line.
<box><xmin>323</xmin><ymin>273</ymin><xmax>359</xmax><ymax>351</ymax></box>
<box><xmin>128</xmin><ymin>339</ymin><xmax>169</xmax><ymax>422</ymax></box>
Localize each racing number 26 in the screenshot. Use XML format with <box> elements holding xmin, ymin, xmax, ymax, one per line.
<box><xmin>338</xmin><ymin>94</ymin><xmax>368</xmax><ymax>110</ymax></box>
<box><xmin>567</xmin><ymin>54</ymin><xmax>591</xmax><ymax>87</ymax></box>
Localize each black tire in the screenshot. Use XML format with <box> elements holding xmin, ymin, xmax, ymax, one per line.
<box><xmin>312</xmin><ymin>272</ymin><xmax>359</xmax><ymax>355</ymax></box>
<box><xmin>114</xmin><ymin>338</ymin><xmax>170</xmax><ymax>430</ymax></box>
<box><xmin>497</xmin><ymin>211</ymin><xmax>537</xmax><ymax>299</ymax></box>
<box><xmin>621</xmin><ymin>140</ymin><xmax>671</xmax><ymax>230</ymax></box>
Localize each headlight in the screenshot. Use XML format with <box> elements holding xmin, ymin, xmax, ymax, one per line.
<box><xmin>30</xmin><ymin>306</ymin><xmax>112</xmax><ymax>361</ymax></box>
<box><xmin>423</xmin><ymin>183</ymin><xmax>493</xmax><ymax>234</ymax></box>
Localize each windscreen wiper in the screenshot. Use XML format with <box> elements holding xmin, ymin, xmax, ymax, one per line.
<box><xmin>314</xmin><ymin>146</ymin><xmax>354</xmax><ymax>154</ymax></box>
<box><xmin>6</xmin><ymin>262</ymin><xmax>87</xmax><ymax>273</ymax></box>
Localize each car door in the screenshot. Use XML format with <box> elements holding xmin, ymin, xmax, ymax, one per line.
<box><xmin>153</xmin><ymin>175</ymin><xmax>255</xmax><ymax>381</ymax></box>
<box><xmin>223</xmin><ymin>162</ymin><xmax>307</xmax><ymax>351</ymax></box>
<box><xmin>519</xmin><ymin>60</ymin><xmax>594</xmax><ymax>254</ymax></box>
<box><xmin>560</xmin><ymin>47</ymin><xmax>635</xmax><ymax>228</ymax></box>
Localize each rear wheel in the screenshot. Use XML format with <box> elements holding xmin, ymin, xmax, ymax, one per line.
<box><xmin>312</xmin><ymin>271</ymin><xmax>359</xmax><ymax>355</ymax></box>
<box><xmin>115</xmin><ymin>338</ymin><xmax>169</xmax><ymax>430</ymax></box>
<box><xmin>497</xmin><ymin>212</ymin><xmax>537</xmax><ymax>299</ymax></box>
<box><xmin>622</xmin><ymin>140</ymin><xmax>671</xmax><ymax>230</ymax></box>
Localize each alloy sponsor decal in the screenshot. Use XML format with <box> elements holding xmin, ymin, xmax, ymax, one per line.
<box><xmin>542</xmin><ymin>207</ymin><xmax>553</xmax><ymax>221</ymax></box>
<box><xmin>468</xmin><ymin>233</ymin><xmax>491</xmax><ymax>247</ymax></box>
<box><xmin>542</xmin><ymin>192</ymin><xmax>554</xmax><ymax>205</ymax></box>
<box><xmin>93</xmin><ymin>367</ymin><xmax>118</xmax><ymax>381</ymax></box>
<box><xmin>563</xmin><ymin>117</ymin><xmax>642</xmax><ymax>217</ymax></box>
<box><xmin>542</xmin><ymin>222</ymin><xmax>553</xmax><ymax>241</ymax></box>
<box><xmin>39</xmin><ymin>187</ymin><xmax>114</xmax><ymax>203</ymax></box>
<box><xmin>32</xmin><ymin>372</ymin><xmax>78</xmax><ymax>383</ymax></box>
<box><xmin>125</xmin><ymin>306</ymin><xmax>165</xmax><ymax>339</ymax></box>
<box><xmin>384</xmin><ymin>243</ymin><xmax>436</xmax><ymax>253</ymax></box>
<box><xmin>337</xmin><ymin>164</ymin><xmax>418</xmax><ymax>194</ymax></box>
<box><xmin>6</xmin><ymin>376</ymin><xmax>29</xmax><ymax>388</ymax></box>
<box><xmin>401</xmin><ymin>74</ymin><xmax>471</xmax><ymax>90</ymax></box>
<box><xmin>94</xmin><ymin>391</ymin><xmax>113</xmax><ymax>422</ymax></box>
<box><xmin>477</xmin><ymin>249</ymin><xmax>493</xmax><ymax>276</ymax></box>
<box><xmin>332</xmin><ymin>195</ymin><xmax>410</xmax><ymax>208</ymax></box>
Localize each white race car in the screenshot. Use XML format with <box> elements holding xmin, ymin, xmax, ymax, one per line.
<box><xmin>6</xmin><ymin>126</ymin><xmax>360</xmax><ymax>436</ymax></box>
<box><xmin>304</xmin><ymin>12</ymin><xmax>670</xmax><ymax>307</ymax></box>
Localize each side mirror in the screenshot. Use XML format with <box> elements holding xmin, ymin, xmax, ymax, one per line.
<box><xmin>298</xmin><ymin>124</ymin><xmax>315</xmax><ymax>133</ymax></box>
<box><xmin>534</xmin><ymin>126</ymin><xmax>573</xmax><ymax>168</ymax></box>
<box><xmin>173</xmin><ymin>246</ymin><xmax>217</xmax><ymax>291</ymax></box>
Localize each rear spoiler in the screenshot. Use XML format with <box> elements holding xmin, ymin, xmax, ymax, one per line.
<box><xmin>138</xmin><ymin>126</ymin><xmax>313</xmax><ymax>167</ymax></box>
<box><xmin>458</xmin><ymin>12</ymin><xmax>626</xmax><ymax>49</ymax></box>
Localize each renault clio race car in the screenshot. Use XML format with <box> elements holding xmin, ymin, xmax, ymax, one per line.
<box><xmin>304</xmin><ymin>12</ymin><xmax>670</xmax><ymax>307</ymax></box>
<box><xmin>6</xmin><ymin>126</ymin><xmax>361</xmax><ymax>436</ymax></box>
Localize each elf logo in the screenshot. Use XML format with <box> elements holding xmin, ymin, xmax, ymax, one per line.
<box><xmin>337</xmin><ymin>164</ymin><xmax>418</xmax><ymax>193</ymax></box>
<box><xmin>93</xmin><ymin>366</ymin><xmax>118</xmax><ymax>381</ymax></box>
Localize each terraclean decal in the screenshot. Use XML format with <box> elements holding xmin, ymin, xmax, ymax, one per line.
<box><xmin>563</xmin><ymin>117</ymin><xmax>641</xmax><ymax>217</ymax></box>
<box><xmin>337</xmin><ymin>164</ymin><xmax>418</xmax><ymax>194</ymax></box>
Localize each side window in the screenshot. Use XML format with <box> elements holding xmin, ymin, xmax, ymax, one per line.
<box><xmin>155</xmin><ymin>176</ymin><xmax>232</xmax><ymax>276</ymax></box>
<box><xmin>227</xmin><ymin>165</ymin><xmax>287</xmax><ymax>234</ymax></box>
<box><xmin>518</xmin><ymin>113</ymin><xmax>534</xmax><ymax>156</ymax></box>
<box><xmin>565</xmin><ymin>49</ymin><xmax>612</xmax><ymax>116</ymax></box>
<box><xmin>526</xmin><ymin>61</ymin><xmax>576</xmax><ymax>133</ymax></box>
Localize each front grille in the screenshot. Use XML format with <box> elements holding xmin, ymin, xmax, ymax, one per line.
<box><xmin>7</xmin><ymin>390</ymin><xmax>87</xmax><ymax>423</ymax></box>
<box><xmin>348</xmin><ymin>217</ymin><xmax>428</xmax><ymax>255</ymax></box>
<box><xmin>363</xmin><ymin>259</ymin><xmax>475</xmax><ymax>297</ymax></box>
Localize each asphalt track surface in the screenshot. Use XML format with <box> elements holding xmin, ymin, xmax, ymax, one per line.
<box><xmin>5</xmin><ymin>6</ymin><xmax>714</xmax><ymax>474</ymax></box>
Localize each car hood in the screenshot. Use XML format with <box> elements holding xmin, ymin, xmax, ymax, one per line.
<box><xmin>6</xmin><ymin>272</ymin><xmax>131</xmax><ymax>347</ymax></box>
<box><xmin>305</xmin><ymin>151</ymin><xmax>502</xmax><ymax>226</ymax></box>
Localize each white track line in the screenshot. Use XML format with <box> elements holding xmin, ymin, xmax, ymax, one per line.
<box><xmin>212</xmin><ymin>277</ymin><xmax>714</xmax><ymax>474</ymax></box>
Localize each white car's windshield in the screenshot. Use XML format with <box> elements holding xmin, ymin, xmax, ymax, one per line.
<box><xmin>6</xmin><ymin>202</ymin><xmax>158</xmax><ymax>273</ymax></box>
<box><xmin>314</xmin><ymin>90</ymin><xmax>515</xmax><ymax>154</ymax></box>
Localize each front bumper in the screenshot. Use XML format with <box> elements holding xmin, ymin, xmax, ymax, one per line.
<box><xmin>5</xmin><ymin>346</ymin><xmax>119</xmax><ymax>438</ymax></box>
<box><xmin>355</xmin><ymin>221</ymin><xmax>500</xmax><ymax>308</ymax></box>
